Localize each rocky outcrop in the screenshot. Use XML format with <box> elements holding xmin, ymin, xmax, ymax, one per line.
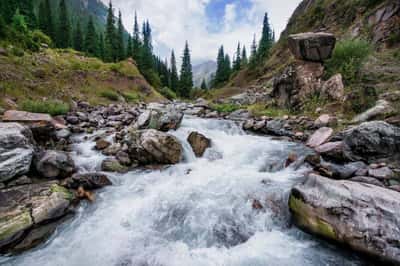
<box><xmin>288</xmin><ymin>32</ymin><xmax>336</xmax><ymax>62</ymax></box>
<box><xmin>187</xmin><ymin>132</ymin><xmax>211</xmax><ymax>157</ymax></box>
<box><xmin>289</xmin><ymin>174</ymin><xmax>400</xmax><ymax>264</ymax></box>
<box><xmin>272</xmin><ymin>61</ymin><xmax>324</xmax><ymax>109</ymax></box>
<box><xmin>343</xmin><ymin>121</ymin><xmax>400</xmax><ymax>163</ymax></box>
<box><xmin>320</xmin><ymin>74</ymin><xmax>345</xmax><ymax>101</ymax></box>
<box><xmin>34</xmin><ymin>150</ymin><xmax>76</xmax><ymax>179</ymax></box>
<box><xmin>351</xmin><ymin>100</ymin><xmax>394</xmax><ymax>123</ymax></box>
<box><xmin>125</xmin><ymin>129</ymin><xmax>183</xmax><ymax>165</ymax></box>
<box><xmin>0</xmin><ymin>123</ymin><xmax>34</xmax><ymax>183</ymax></box>
<box><xmin>135</xmin><ymin>109</ymin><xmax>183</xmax><ymax>132</ymax></box>
<box><xmin>0</xmin><ymin>182</ymin><xmax>74</xmax><ymax>253</ymax></box>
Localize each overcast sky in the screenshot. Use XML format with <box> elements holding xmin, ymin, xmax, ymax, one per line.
<box><xmin>102</xmin><ymin>0</ymin><xmax>301</xmax><ymax>65</ymax></box>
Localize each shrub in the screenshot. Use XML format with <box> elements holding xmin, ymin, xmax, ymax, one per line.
<box><xmin>21</xmin><ymin>100</ymin><xmax>70</xmax><ymax>116</ymax></box>
<box><xmin>343</xmin><ymin>85</ymin><xmax>377</xmax><ymax>114</ymax></box>
<box><xmin>247</xmin><ymin>104</ymin><xmax>289</xmax><ymax>117</ymax></box>
<box><xmin>122</xmin><ymin>92</ymin><xmax>140</xmax><ymax>102</ymax></box>
<box><xmin>159</xmin><ymin>87</ymin><xmax>177</xmax><ymax>100</ymax></box>
<box><xmin>325</xmin><ymin>39</ymin><xmax>372</xmax><ymax>84</ymax></box>
<box><xmin>10</xmin><ymin>46</ymin><xmax>24</xmax><ymax>57</ymax></box>
<box><xmin>31</xmin><ymin>30</ymin><xmax>52</xmax><ymax>47</ymax></box>
<box><xmin>100</xmin><ymin>90</ymin><xmax>119</xmax><ymax>101</ymax></box>
<box><xmin>211</xmin><ymin>103</ymin><xmax>240</xmax><ymax>113</ymax></box>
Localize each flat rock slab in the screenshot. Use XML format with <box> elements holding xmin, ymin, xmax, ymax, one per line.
<box><xmin>307</xmin><ymin>127</ymin><xmax>333</xmax><ymax>148</ymax></box>
<box><xmin>290</xmin><ymin>174</ymin><xmax>400</xmax><ymax>264</ymax></box>
<box><xmin>288</xmin><ymin>32</ymin><xmax>336</xmax><ymax>62</ymax></box>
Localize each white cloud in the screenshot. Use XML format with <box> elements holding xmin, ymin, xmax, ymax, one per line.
<box><xmin>103</xmin><ymin>0</ymin><xmax>302</xmax><ymax>65</ymax></box>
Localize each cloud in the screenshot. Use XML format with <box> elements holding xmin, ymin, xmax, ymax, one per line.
<box><xmin>103</xmin><ymin>0</ymin><xmax>302</xmax><ymax>65</ymax></box>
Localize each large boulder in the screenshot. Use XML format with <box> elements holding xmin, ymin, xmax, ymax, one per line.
<box><xmin>321</xmin><ymin>74</ymin><xmax>345</xmax><ymax>101</ymax></box>
<box><xmin>288</xmin><ymin>32</ymin><xmax>336</xmax><ymax>62</ymax></box>
<box><xmin>63</xmin><ymin>172</ymin><xmax>112</xmax><ymax>190</ymax></box>
<box><xmin>187</xmin><ymin>132</ymin><xmax>211</xmax><ymax>157</ymax></box>
<box><xmin>343</xmin><ymin>121</ymin><xmax>400</xmax><ymax>163</ymax></box>
<box><xmin>289</xmin><ymin>174</ymin><xmax>400</xmax><ymax>264</ymax></box>
<box><xmin>0</xmin><ymin>123</ymin><xmax>34</xmax><ymax>183</ymax></box>
<box><xmin>307</xmin><ymin>127</ymin><xmax>333</xmax><ymax>148</ymax></box>
<box><xmin>125</xmin><ymin>129</ymin><xmax>183</xmax><ymax>165</ymax></box>
<box><xmin>351</xmin><ymin>100</ymin><xmax>394</xmax><ymax>123</ymax></box>
<box><xmin>34</xmin><ymin>150</ymin><xmax>76</xmax><ymax>179</ymax></box>
<box><xmin>0</xmin><ymin>182</ymin><xmax>74</xmax><ymax>253</ymax></box>
<box><xmin>135</xmin><ymin>109</ymin><xmax>183</xmax><ymax>132</ymax></box>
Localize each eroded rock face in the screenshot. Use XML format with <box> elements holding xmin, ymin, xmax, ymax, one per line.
<box><xmin>0</xmin><ymin>182</ymin><xmax>74</xmax><ymax>253</ymax></box>
<box><xmin>343</xmin><ymin>121</ymin><xmax>400</xmax><ymax>163</ymax></box>
<box><xmin>289</xmin><ymin>174</ymin><xmax>400</xmax><ymax>264</ymax></box>
<box><xmin>187</xmin><ymin>132</ymin><xmax>211</xmax><ymax>157</ymax></box>
<box><xmin>34</xmin><ymin>150</ymin><xmax>76</xmax><ymax>179</ymax></box>
<box><xmin>288</xmin><ymin>32</ymin><xmax>336</xmax><ymax>62</ymax></box>
<box><xmin>125</xmin><ymin>129</ymin><xmax>183</xmax><ymax>165</ymax></box>
<box><xmin>0</xmin><ymin>123</ymin><xmax>34</xmax><ymax>183</ymax></box>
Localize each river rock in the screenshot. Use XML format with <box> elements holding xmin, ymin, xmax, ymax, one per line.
<box><xmin>314</xmin><ymin>114</ymin><xmax>337</xmax><ymax>128</ymax></box>
<box><xmin>289</xmin><ymin>174</ymin><xmax>400</xmax><ymax>264</ymax></box>
<box><xmin>0</xmin><ymin>182</ymin><xmax>74</xmax><ymax>253</ymax></box>
<box><xmin>318</xmin><ymin>161</ymin><xmax>367</xmax><ymax>179</ymax></box>
<box><xmin>187</xmin><ymin>132</ymin><xmax>212</xmax><ymax>157</ymax></box>
<box><xmin>34</xmin><ymin>150</ymin><xmax>76</xmax><ymax>179</ymax></box>
<box><xmin>352</xmin><ymin>100</ymin><xmax>394</xmax><ymax>123</ymax></box>
<box><xmin>101</xmin><ymin>158</ymin><xmax>128</xmax><ymax>173</ymax></box>
<box><xmin>306</xmin><ymin>127</ymin><xmax>333</xmax><ymax>148</ymax></box>
<box><xmin>315</xmin><ymin>141</ymin><xmax>345</xmax><ymax>162</ymax></box>
<box><xmin>63</xmin><ymin>172</ymin><xmax>112</xmax><ymax>190</ymax></box>
<box><xmin>321</xmin><ymin>74</ymin><xmax>345</xmax><ymax>101</ymax></box>
<box><xmin>350</xmin><ymin>176</ymin><xmax>385</xmax><ymax>187</ymax></box>
<box><xmin>95</xmin><ymin>139</ymin><xmax>111</xmax><ymax>150</ymax></box>
<box><xmin>343</xmin><ymin>121</ymin><xmax>400</xmax><ymax>163</ymax></box>
<box><xmin>135</xmin><ymin>109</ymin><xmax>183</xmax><ymax>132</ymax></box>
<box><xmin>125</xmin><ymin>129</ymin><xmax>183</xmax><ymax>165</ymax></box>
<box><xmin>288</xmin><ymin>32</ymin><xmax>336</xmax><ymax>62</ymax></box>
<box><xmin>368</xmin><ymin>166</ymin><xmax>394</xmax><ymax>180</ymax></box>
<box><xmin>0</xmin><ymin>123</ymin><xmax>34</xmax><ymax>183</ymax></box>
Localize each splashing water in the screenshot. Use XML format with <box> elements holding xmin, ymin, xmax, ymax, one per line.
<box><xmin>1</xmin><ymin>117</ymin><xmax>366</xmax><ymax>266</ymax></box>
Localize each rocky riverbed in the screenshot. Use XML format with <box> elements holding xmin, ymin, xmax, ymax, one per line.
<box><xmin>0</xmin><ymin>100</ymin><xmax>400</xmax><ymax>265</ymax></box>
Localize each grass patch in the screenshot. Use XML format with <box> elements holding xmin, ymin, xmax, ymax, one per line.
<box><xmin>211</xmin><ymin>103</ymin><xmax>241</xmax><ymax>113</ymax></box>
<box><xmin>21</xmin><ymin>100</ymin><xmax>69</xmax><ymax>116</ymax></box>
<box><xmin>325</xmin><ymin>39</ymin><xmax>372</xmax><ymax>84</ymax></box>
<box><xmin>100</xmin><ymin>90</ymin><xmax>119</xmax><ymax>101</ymax></box>
<box><xmin>247</xmin><ymin>104</ymin><xmax>290</xmax><ymax>117</ymax></box>
<box><xmin>159</xmin><ymin>87</ymin><xmax>177</xmax><ymax>100</ymax></box>
<box><xmin>122</xmin><ymin>92</ymin><xmax>140</xmax><ymax>102</ymax></box>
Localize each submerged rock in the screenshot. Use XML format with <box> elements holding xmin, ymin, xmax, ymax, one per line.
<box><xmin>0</xmin><ymin>123</ymin><xmax>34</xmax><ymax>183</ymax></box>
<box><xmin>187</xmin><ymin>132</ymin><xmax>212</xmax><ymax>157</ymax></box>
<box><xmin>125</xmin><ymin>129</ymin><xmax>183</xmax><ymax>165</ymax></box>
<box><xmin>289</xmin><ymin>174</ymin><xmax>400</xmax><ymax>264</ymax></box>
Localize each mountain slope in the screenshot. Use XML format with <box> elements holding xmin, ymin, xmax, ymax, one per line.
<box><xmin>193</xmin><ymin>61</ymin><xmax>217</xmax><ymax>88</ymax></box>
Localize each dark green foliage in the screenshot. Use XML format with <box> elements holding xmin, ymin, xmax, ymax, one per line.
<box><xmin>257</xmin><ymin>12</ymin><xmax>274</xmax><ymax>62</ymax></box>
<box><xmin>201</xmin><ymin>79</ymin><xmax>208</xmax><ymax>90</ymax></box>
<box><xmin>343</xmin><ymin>85</ymin><xmax>377</xmax><ymax>114</ymax></box>
<box><xmin>12</xmin><ymin>9</ymin><xmax>28</xmax><ymax>34</ymax></box>
<box><xmin>140</xmin><ymin>21</ymin><xmax>154</xmax><ymax>71</ymax></box>
<box><xmin>126</xmin><ymin>35</ymin><xmax>133</xmax><ymax>58</ymax></box>
<box><xmin>249</xmin><ymin>34</ymin><xmax>258</xmax><ymax>69</ymax></box>
<box><xmin>179</xmin><ymin>41</ymin><xmax>193</xmax><ymax>98</ymax></box>
<box><xmin>57</xmin><ymin>0</ymin><xmax>71</xmax><ymax>48</ymax></box>
<box><xmin>31</xmin><ymin>30</ymin><xmax>52</xmax><ymax>47</ymax></box>
<box><xmin>156</xmin><ymin>57</ymin><xmax>170</xmax><ymax>88</ymax></box>
<box><xmin>19</xmin><ymin>0</ymin><xmax>36</xmax><ymax>29</ymax></box>
<box><xmin>100</xmin><ymin>90</ymin><xmax>119</xmax><ymax>101</ymax></box>
<box><xmin>0</xmin><ymin>16</ymin><xmax>6</xmax><ymax>38</ymax></box>
<box><xmin>325</xmin><ymin>39</ymin><xmax>372</xmax><ymax>84</ymax></box>
<box><xmin>116</xmin><ymin>11</ymin><xmax>125</xmax><ymax>61</ymax></box>
<box><xmin>85</xmin><ymin>17</ymin><xmax>98</xmax><ymax>56</ymax></box>
<box><xmin>233</xmin><ymin>42</ymin><xmax>241</xmax><ymax>72</ymax></box>
<box><xmin>38</xmin><ymin>0</ymin><xmax>54</xmax><ymax>40</ymax></box>
<box><xmin>21</xmin><ymin>100</ymin><xmax>70</xmax><ymax>116</ymax></box>
<box><xmin>169</xmin><ymin>50</ymin><xmax>179</xmax><ymax>92</ymax></box>
<box><xmin>1</xmin><ymin>0</ymin><xmax>18</xmax><ymax>24</ymax></box>
<box><xmin>105</xmin><ymin>1</ymin><xmax>117</xmax><ymax>62</ymax></box>
<box><xmin>73</xmin><ymin>21</ymin><xmax>83</xmax><ymax>51</ymax></box>
<box><xmin>241</xmin><ymin>46</ymin><xmax>248</xmax><ymax>66</ymax></box>
<box><xmin>132</xmin><ymin>12</ymin><xmax>141</xmax><ymax>62</ymax></box>
<box><xmin>211</xmin><ymin>103</ymin><xmax>240</xmax><ymax>113</ymax></box>
<box><xmin>214</xmin><ymin>45</ymin><xmax>231</xmax><ymax>85</ymax></box>
<box><xmin>98</xmin><ymin>33</ymin><xmax>105</xmax><ymax>60</ymax></box>
<box><xmin>159</xmin><ymin>87</ymin><xmax>177</xmax><ymax>100</ymax></box>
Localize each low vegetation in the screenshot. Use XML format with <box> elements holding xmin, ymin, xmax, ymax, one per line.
<box><xmin>247</xmin><ymin>104</ymin><xmax>290</xmax><ymax>117</ymax></box>
<box><xmin>325</xmin><ymin>39</ymin><xmax>372</xmax><ymax>84</ymax></box>
<box><xmin>21</xmin><ymin>100</ymin><xmax>69</xmax><ymax>116</ymax></box>
<box><xmin>100</xmin><ymin>90</ymin><xmax>120</xmax><ymax>101</ymax></box>
<box><xmin>211</xmin><ymin>103</ymin><xmax>241</xmax><ymax>113</ymax></box>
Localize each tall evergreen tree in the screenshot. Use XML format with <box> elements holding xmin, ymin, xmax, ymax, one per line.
<box><xmin>126</xmin><ymin>35</ymin><xmax>133</xmax><ymax>58</ymax></box>
<box><xmin>169</xmin><ymin>50</ymin><xmax>179</xmax><ymax>92</ymax></box>
<box><xmin>179</xmin><ymin>41</ymin><xmax>193</xmax><ymax>98</ymax></box>
<box><xmin>38</xmin><ymin>0</ymin><xmax>54</xmax><ymax>40</ymax></box>
<box><xmin>98</xmin><ymin>33</ymin><xmax>105</xmax><ymax>60</ymax></box>
<box><xmin>0</xmin><ymin>15</ymin><xmax>6</xmax><ymax>38</ymax></box>
<box><xmin>132</xmin><ymin>11</ymin><xmax>141</xmax><ymax>62</ymax></box>
<box><xmin>85</xmin><ymin>16</ymin><xmax>97</xmax><ymax>56</ymax></box>
<box><xmin>249</xmin><ymin>34</ymin><xmax>258</xmax><ymax>68</ymax></box>
<box><xmin>12</xmin><ymin>9</ymin><xmax>28</xmax><ymax>34</ymax></box>
<box><xmin>57</xmin><ymin>0</ymin><xmax>71</xmax><ymax>48</ymax></box>
<box><xmin>141</xmin><ymin>21</ymin><xmax>153</xmax><ymax>71</ymax></box>
<box><xmin>105</xmin><ymin>1</ymin><xmax>117</xmax><ymax>62</ymax></box>
<box><xmin>241</xmin><ymin>45</ymin><xmax>248</xmax><ymax>66</ymax></box>
<box><xmin>233</xmin><ymin>42</ymin><xmax>241</xmax><ymax>71</ymax></box>
<box><xmin>2</xmin><ymin>0</ymin><xmax>17</xmax><ymax>24</ymax></box>
<box><xmin>215</xmin><ymin>45</ymin><xmax>225</xmax><ymax>84</ymax></box>
<box><xmin>223</xmin><ymin>54</ymin><xmax>231</xmax><ymax>80</ymax></box>
<box><xmin>19</xmin><ymin>0</ymin><xmax>36</xmax><ymax>29</ymax></box>
<box><xmin>201</xmin><ymin>79</ymin><xmax>208</xmax><ymax>90</ymax></box>
<box><xmin>116</xmin><ymin>11</ymin><xmax>125</xmax><ymax>60</ymax></box>
<box><xmin>73</xmin><ymin>21</ymin><xmax>83</xmax><ymax>51</ymax></box>
<box><xmin>258</xmin><ymin>12</ymin><xmax>274</xmax><ymax>60</ymax></box>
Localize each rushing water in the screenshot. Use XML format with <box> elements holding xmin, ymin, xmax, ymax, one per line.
<box><xmin>1</xmin><ymin>117</ymin><xmax>366</xmax><ymax>266</ymax></box>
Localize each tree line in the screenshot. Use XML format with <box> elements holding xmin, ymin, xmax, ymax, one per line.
<box><xmin>212</xmin><ymin>12</ymin><xmax>275</xmax><ymax>87</ymax></box>
<box><xmin>0</xmin><ymin>0</ymin><xmax>194</xmax><ymax>98</ymax></box>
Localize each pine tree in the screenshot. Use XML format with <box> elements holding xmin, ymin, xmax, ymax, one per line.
<box><xmin>241</xmin><ymin>45</ymin><xmax>248</xmax><ymax>66</ymax></box>
<box><xmin>57</xmin><ymin>0</ymin><xmax>71</xmax><ymax>48</ymax></box>
<box><xmin>249</xmin><ymin>34</ymin><xmax>258</xmax><ymax>68</ymax></box>
<box><xmin>215</xmin><ymin>45</ymin><xmax>225</xmax><ymax>84</ymax></box>
<box><xmin>201</xmin><ymin>79</ymin><xmax>208</xmax><ymax>90</ymax></box>
<box><xmin>19</xmin><ymin>0</ymin><xmax>36</xmax><ymax>29</ymax></box>
<box><xmin>116</xmin><ymin>11</ymin><xmax>125</xmax><ymax>60</ymax></box>
<box><xmin>85</xmin><ymin>16</ymin><xmax>97</xmax><ymax>56</ymax></box>
<box><xmin>223</xmin><ymin>54</ymin><xmax>231</xmax><ymax>80</ymax></box>
<box><xmin>141</xmin><ymin>21</ymin><xmax>153</xmax><ymax>71</ymax></box>
<box><xmin>12</xmin><ymin>9</ymin><xmax>28</xmax><ymax>34</ymax></box>
<box><xmin>2</xmin><ymin>0</ymin><xmax>17</xmax><ymax>24</ymax></box>
<box><xmin>233</xmin><ymin>42</ymin><xmax>241</xmax><ymax>71</ymax></box>
<box><xmin>73</xmin><ymin>21</ymin><xmax>83</xmax><ymax>51</ymax></box>
<box><xmin>169</xmin><ymin>50</ymin><xmax>179</xmax><ymax>92</ymax></box>
<box><xmin>105</xmin><ymin>1</ymin><xmax>117</xmax><ymax>62</ymax></box>
<box><xmin>258</xmin><ymin>12</ymin><xmax>274</xmax><ymax>60</ymax></box>
<box><xmin>38</xmin><ymin>0</ymin><xmax>54</xmax><ymax>40</ymax></box>
<box><xmin>179</xmin><ymin>41</ymin><xmax>193</xmax><ymax>98</ymax></box>
<box><xmin>98</xmin><ymin>33</ymin><xmax>105</xmax><ymax>60</ymax></box>
<box><xmin>132</xmin><ymin>11</ymin><xmax>141</xmax><ymax>62</ymax></box>
<box><xmin>126</xmin><ymin>35</ymin><xmax>133</xmax><ymax>58</ymax></box>
<box><xmin>0</xmin><ymin>15</ymin><xmax>5</xmax><ymax>38</ymax></box>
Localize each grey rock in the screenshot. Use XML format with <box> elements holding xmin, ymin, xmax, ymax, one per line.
<box><xmin>187</xmin><ymin>132</ymin><xmax>212</xmax><ymax>157</ymax></box>
<box><xmin>63</xmin><ymin>172</ymin><xmax>112</xmax><ymax>190</ymax></box>
<box><xmin>321</xmin><ymin>74</ymin><xmax>345</xmax><ymax>101</ymax></box>
<box><xmin>288</xmin><ymin>32</ymin><xmax>336</xmax><ymax>62</ymax></box>
<box><xmin>35</xmin><ymin>150</ymin><xmax>76</xmax><ymax>179</ymax></box>
<box><xmin>350</xmin><ymin>176</ymin><xmax>385</xmax><ymax>187</ymax></box>
<box><xmin>368</xmin><ymin>167</ymin><xmax>394</xmax><ymax>180</ymax></box>
<box><xmin>307</xmin><ymin>127</ymin><xmax>333</xmax><ymax>148</ymax></box>
<box><xmin>352</xmin><ymin>100</ymin><xmax>394</xmax><ymax>123</ymax></box>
